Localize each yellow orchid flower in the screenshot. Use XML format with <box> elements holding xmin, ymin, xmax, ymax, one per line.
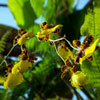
<box><xmin>80</xmin><ymin>38</ymin><xmax>100</xmax><ymax>64</ymax></box>
<box><xmin>24</xmin><ymin>32</ymin><xmax>34</xmax><ymax>38</ymax></box>
<box><xmin>4</xmin><ymin>72</ymin><xmax>24</xmax><ymax>89</ymax></box>
<box><xmin>0</xmin><ymin>76</ymin><xmax>4</xmax><ymax>84</ymax></box>
<box><xmin>45</xmin><ymin>24</ymin><xmax>63</xmax><ymax>34</ymax></box>
<box><xmin>37</xmin><ymin>24</ymin><xmax>63</xmax><ymax>41</ymax></box>
<box><xmin>37</xmin><ymin>32</ymin><xmax>50</xmax><ymax>41</ymax></box>
<box><xmin>61</xmin><ymin>65</ymin><xmax>70</xmax><ymax>79</ymax></box>
<box><xmin>17</xmin><ymin>32</ymin><xmax>34</xmax><ymax>45</ymax></box>
<box><xmin>57</xmin><ymin>41</ymin><xmax>74</xmax><ymax>61</ymax></box>
<box><xmin>70</xmin><ymin>71</ymin><xmax>88</xmax><ymax>90</ymax></box>
<box><xmin>12</xmin><ymin>60</ymin><xmax>32</xmax><ymax>74</ymax></box>
<box><xmin>17</xmin><ymin>36</ymin><xmax>26</xmax><ymax>46</ymax></box>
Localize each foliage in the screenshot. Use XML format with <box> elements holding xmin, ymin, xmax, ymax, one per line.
<box><xmin>81</xmin><ymin>0</ymin><xmax>100</xmax><ymax>40</ymax></box>
<box><xmin>80</xmin><ymin>0</ymin><xmax>100</xmax><ymax>98</ymax></box>
<box><xmin>0</xmin><ymin>0</ymin><xmax>100</xmax><ymax>100</ymax></box>
<box><xmin>0</xmin><ymin>30</ymin><xmax>12</xmax><ymax>54</ymax></box>
<box><xmin>8</xmin><ymin>0</ymin><xmax>37</xmax><ymax>30</ymax></box>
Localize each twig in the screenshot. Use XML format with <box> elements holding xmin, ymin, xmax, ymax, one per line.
<box><xmin>54</xmin><ymin>43</ymin><xmax>65</xmax><ymax>63</ymax></box>
<box><xmin>0</xmin><ymin>43</ymin><xmax>18</xmax><ymax>66</ymax></box>
<box><xmin>64</xmin><ymin>38</ymin><xmax>79</xmax><ymax>50</ymax></box>
<box><xmin>4</xmin><ymin>60</ymin><xmax>8</xmax><ymax>65</ymax></box>
<box><xmin>0</xmin><ymin>4</ymin><xmax>8</xmax><ymax>7</ymax></box>
<box><xmin>49</xmin><ymin>37</ymin><xmax>79</xmax><ymax>63</ymax></box>
<box><xmin>49</xmin><ymin>36</ymin><xmax>79</xmax><ymax>50</ymax></box>
<box><xmin>49</xmin><ymin>37</ymin><xmax>64</xmax><ymax>42</ymax></box>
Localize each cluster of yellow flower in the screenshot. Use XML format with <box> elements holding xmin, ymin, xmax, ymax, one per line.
<box><xmin>57</xmin><ymin>35</ymin><xmax>100</xmax><ymax>90</ymax></box>
<box><xmin>14</xmin><ymin>29</ymin><xmax>34</xmax><ymax>46</ymax></box>
<box><xmin>73</xmin><ymin>35</ymin><xmax>100</xmax><ymax>64</ymax></box>
<box><xmin>0</xmin><ymin>29</ymin><xmax>37</xmax><ymax>89</ymax></box>
<box><xmin>2</xmin><ymin>48</ymin><xmax>37</xmax><ymax>89</ymax></box>
<box><xmin>37</xmin><ymin>22</ymin><xmax>63</xmax><ymax>41</ymax></box>
<box><xmin>36</xmin><ymin>22</ymin><xmax>100</xmax><ymax>90</ymax></box>
<box><xmin>1</xmin><ymin>22</ymin><xmax>100</xmax><ymax>90</ymax></box>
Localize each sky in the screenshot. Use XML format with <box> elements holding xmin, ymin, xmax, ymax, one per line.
<box><xmin>0</xmin><ymin>0</ymin><xmax>19</xmax><ymax>29</ymax></box>
<box><xmin>0</xmin><ymin>0</ymin><xmax>90</xmax><ymax>100</ymax></box>
<box><xmin>0</xmin><ymin>0</ymin><xmax>90</xmax><ymax>29</ymax></box>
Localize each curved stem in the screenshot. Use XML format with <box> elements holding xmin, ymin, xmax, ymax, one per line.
<box><xmin>64</xmin><ymin>38</ymin><xmax>79</xmax><ymax>50</ymax></box>
<box><xmin>0</xmin><ymin>43</ymin><xmax>18</xmax><ymax>66</ymax></box>
<box><xmin>53</xmin><ymin>43</ymin><xmax>65</xmax><ymax>63</ymax></box>
<box><xmin>49</xmin><ymin>37</ymin><xmax>79</xmax><ymax>51</ymax></box>
<box><xmin>4</xmin><ymin>60</ymin><xmax>7</xmax><ymax>65</ymax></box>
<box><xmin>49</xmin><ymin>37</ymin><xmax>79</xmax><ymax>63</ymax></box>
<box><xmin>49</xmin><ymin>37</ymin><xmax>64</xmax><ymax>42</ymax></box>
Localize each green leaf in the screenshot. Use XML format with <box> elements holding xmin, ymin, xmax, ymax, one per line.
<box><xmin>30</xmin><ymin>0</ymin><xmax>45</xmax><ymax>17</ymax></box>
<box><xmin>81</xmin><ymin>50</ymin><xmax>100</xmax><ymax>95</ymax></box>
<box><xmin>0</xmin><ymin>89</ymin><xmax>8</xmax><ymax>100</ymax></box>
<box><xmin>0</xmin><ymin>30</ymin><xmax>13</xmax><ymax>54</ymax></box>
<box><xmin>80</xmin><ymin>0</ymin><xmax>100</xmax><ymax>40</ymax></box>
<box><xmin>8</xmin><ymin>0</ymin><xmax>37</xmax><ymax>30</ymax></box>
<box><xmin>30</xmin><ymin>0</ymin><xmax>58</xmax><ymax>23</ymax></box>
<box><xmin>80</xmin><ymin>1</ymin><xmax>100</xmax><ymax>87</ymax></box>
<box><xmin>67</xmin><ymin>0</ymin><xmax>75</xmax><ymax>13</ymax></box>
<box><xmin>80</xmin><ymin>1</ymin><xmax>100</xmax><ymax>96</ymax></box>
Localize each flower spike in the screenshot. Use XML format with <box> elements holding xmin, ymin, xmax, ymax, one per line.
<box><xmin>4</xmin><ymin>72</ymin><xmax>24</xmax><ymax>89</ymax></box>
<box><xmin>37</xmin><ymin>22</ymin><xmax>63</xmax><ymax>41</ymax></box>
<box><xmin>14</xmin><ymin>29</ymin><xmax>34</xmax><ymax>46</ymax></box>
<box><xmin>70</xmin><ymin>71</ymin><xmax>88</xmax><ymax>90</ymax></box>
<box><xmin>12</xmin><ymin>49</ymin><xmax>37</xmax><ymax>74</ymax></box>
<box><xmin>80</xmin><ymin>38</ymin><xmax>100</xmax><ymax>64</ymax></box>
<box><xmin>57</xmin><ymin>41</ymin><xmax>74</xmax><ymax>61</ymax></box>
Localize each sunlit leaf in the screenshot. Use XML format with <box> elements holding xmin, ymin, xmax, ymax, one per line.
<box><xmin>80</xmin><ymin>0</ymin><xmax>100</xmax><ymax>40</ymax></box>
<box><xmin>8</xmin><ymin>0</ymin><xmax>37</xmax><ymax>30</ymax></box>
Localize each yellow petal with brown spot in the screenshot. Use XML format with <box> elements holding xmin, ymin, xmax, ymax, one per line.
<box><xmin>70</xmin><ymin>71</ymin><xmax>88</xmax><ymax>90</ymax></box>
<box><xmin>57</xmin><ymin>43</ymin><xmax>73</xmax><ymax>60</ymax></box>
<box><xmin>17</xmin><ymin>32</ymin><xmax>34</xmax><ymax>45</ymax></box>
<box><xmin>80</xmin><ymin>38</ymin><xmax>100</xmax><ymax>64</ymax></box>
<box><xmin>12</xmin><ymin>60</ymin><xmax>32</xmax><ymax>74</ymax></box>
<box><xmin>4</xmin><ymin>72</ymin><xmax>23</xmax><ymax>89</ymax></box>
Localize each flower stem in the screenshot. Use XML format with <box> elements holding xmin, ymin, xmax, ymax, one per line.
<box><xmin>64</xmin><ymin>38</ymin><xmax>79</xmax><ymax>50</ymax></box>
<box><xmin>4</xmin><ymin>60</ymin><xmax>7</xmax><ymax>65</ymax></box>
<box><xmin>0</xmin><ymin>43</ymin><xmax>18</xmax><ymax>66</ymax></box>
<box><xmin>49</xmin><ymin>37</ymin><xmax>79</xmax><ymax>51</ymax></box>
<box><xmin>53</xmin><ymin>43</ymin><xmax>65</xmax><ymax>63</ymax></box>
<box><xmin>49</xmin><ymin>37</ymin><xmax>64</xmax><ymax>42</ymax></box>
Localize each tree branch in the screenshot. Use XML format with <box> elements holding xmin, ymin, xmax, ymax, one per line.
<box><xmin>0</xmin><ymin>4</ymin><xmax>8</xmax><ymax>7</ymax></box>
